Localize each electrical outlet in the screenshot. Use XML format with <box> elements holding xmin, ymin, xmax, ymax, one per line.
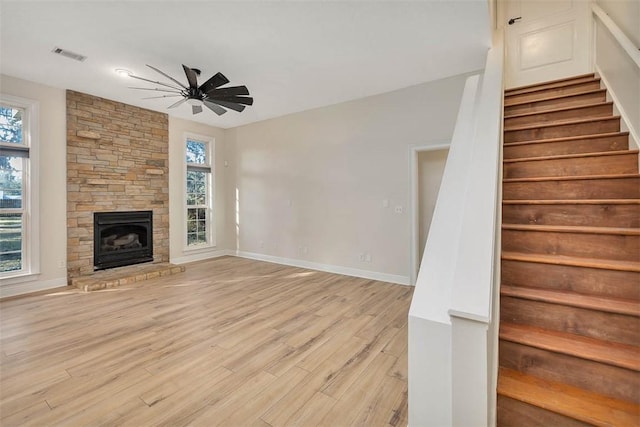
<box><xmin>382</xmin><ymin>199</ymin><xmax>389</xmax><ymax>208</ymax></box>
<box><xmin>358</xmin><ymin>253</ymin><xmax>365</xmax><ymax>262</ymax></box>
<box><xmin>58</xmin><ymin>260</ymin><xmax>66</xmax><ymax>268</ymax></box>
<box><xmin>394</xmin><ymin>205</ymin><xmax>403</xmax><ymax>214</ymax></box>
<box><xmin>365</xmin><ymin>253</ymin><xmax>372</xmax><ymax>263</ymax></box>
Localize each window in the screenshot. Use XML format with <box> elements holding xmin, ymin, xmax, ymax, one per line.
<box><xmin>185</xmin><ymin>135</ymin><xmax>214</xmax><ymax>248</ymax></box>
<box><xmin>0</xmin><ymin>96</ymin><xmax>39</xmax><ymax>278</ymax></box>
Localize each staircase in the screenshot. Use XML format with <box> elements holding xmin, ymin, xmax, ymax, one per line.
<box><xmin>497</xmin><ymin>73</ymin><xmax>640</xmax><ymax>426</ymax></box>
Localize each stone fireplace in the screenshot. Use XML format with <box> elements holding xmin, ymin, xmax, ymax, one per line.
<box><xmin>66</xmin><ymin>90</ymin><xmax>170</xmax><ymax>280</ymax></box>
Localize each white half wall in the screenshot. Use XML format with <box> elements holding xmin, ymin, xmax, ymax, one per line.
<box><xmin>0</xmin><ymin>75</ymin><xmax>67</xmax><ymax>297</ymax></box>
<box><xmin>226</xmin><ymin>74</ymin><xmax>474</xmax><ymax>281</ymax></box>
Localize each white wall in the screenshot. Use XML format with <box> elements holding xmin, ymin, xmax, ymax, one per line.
<box><xmin>418</xmin><ymin>148</ymin><xmax>448</xmax><ymax>265</ymax></box>
<box><xmin>226</xmin><ymin>74</ymin><xmax>473</xmax><ymax>283</ymax></box>
<box><xmin>168</xmin><ymin>117</ymin><xmax>230</xmax><ymax>264</ymax></box>
<box><xmin>0</xmin><ymin>71</ymin><xmax>472</xmax><ymax>294</ymax></box>
<box><xmin>593</xmin><ymin>0</ymin><xmax>640</xmax><ymax>150</ymax></box>
<box><xmin>595</xmin><ymin>0</ymin><xmax>640</xmax><ymax>47</ymax></box>
<box><xmin>0</xmin><ymin>75</ymin><xmax>67</xmax><ymax>296</ymax></box>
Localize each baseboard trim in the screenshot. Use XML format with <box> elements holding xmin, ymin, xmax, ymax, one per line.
<box><xmin>0</xmin><ymin>276</ymin><xmax>68</xmax><ymax>299</ymax></box>
<box><xmin>0</xmin><ymin>251</ymin><xmax>410</xmax><ymax>298</ymax></box>
<box><xmin>235</xmin><ymin>251</ymin><xmax>411</xmax><ymax>286</ymax></box>
<box><xmin>171</xmin><ymin>249</ymin><xmax>234</xmax><ymax>265</ymax></box>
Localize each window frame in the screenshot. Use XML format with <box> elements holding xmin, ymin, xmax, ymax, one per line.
<box><xmin>0</xmin><ymin>94</ymin><xmax>40</xmax><ymax>281</ymax></box>
<box><xmin>183</xmin><ymin>132</ymin><xmax>215</xmax><ymax>251</ymax></box>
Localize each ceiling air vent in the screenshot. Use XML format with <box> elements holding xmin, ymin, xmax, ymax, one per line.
<box><xmin>51</xmin><ymin>47</ymin><xmax>87</xmax><ymax>62</ymax></box>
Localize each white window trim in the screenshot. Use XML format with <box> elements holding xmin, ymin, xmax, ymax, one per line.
<box><xmin>0</xmin><ymin>94</ymin><xmax>40</xmax><ymax>283</ymax></box>
<box><xmin>183</xmin><ymin>132</ymin><xmax>215</xmax><ymax>252</ymax></box>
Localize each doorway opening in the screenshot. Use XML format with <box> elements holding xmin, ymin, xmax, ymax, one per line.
<box><xmin>409</xmin><ymin>143</ymin><xmax>449</xmax><ymax>285</ymax></box>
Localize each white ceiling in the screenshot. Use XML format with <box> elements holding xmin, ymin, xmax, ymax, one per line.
<box><xmin>0</xmin><ymin>1</ymin><xmax>491</xmax><ymax>129</ymax></box>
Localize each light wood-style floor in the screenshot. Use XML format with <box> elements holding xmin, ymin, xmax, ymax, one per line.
<box><xmin>0</xmin><ymin>257</ymin><xmax>413</xmax><ymax>426</ymax></box>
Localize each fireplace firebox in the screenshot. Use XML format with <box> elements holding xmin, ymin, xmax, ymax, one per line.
<box><xmin>94</xmin><ymin>211</ymin><xmax>153</xmax><ymax>270</ymax></box>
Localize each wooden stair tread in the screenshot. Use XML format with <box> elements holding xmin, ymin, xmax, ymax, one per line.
<box><xmin>497</xmin><ymin>367</ymin><xmax>640</xmax><ymax>426</ymax></box>
<box><xmin>500</xmin><ymin>323</ymin><xmax>640</xmax><ymax>370</ymax></box>
<box><xmin>504</xmin><ymin>88</ymin><xmax>607</xmax><ymax>108</ymax></box>
<box><xmin>504</xmin><ymin>101</ymin><xmax>613</xmax><ymax>120</ymax></box>
<box><xmin>503</xmin><ymin>199</ymin><xmax>640</xmax><ymax>205</ymax></box>
<box><xmin>503</xmin><ymin>173</ymin><xmax>640</xmax><ymax>183</ymax></box>
<box><xmin>503</xmin><ymin>149</ymin><xmax>638</xmax><ymax>164</ymax></box>
<box><xmin>499</xmin><ymin>73</ymin><xmax>640</xmax><ymax>425</ymax></box>
<box><xmin>501</xmin><ymin>252</ymin><xmax>640</xmax><ymax>272</ymax></box>
<box><xmin>502</xmin><ymin>223</ymin><xmax>640</xmax><ymax>235</ymax></box>
<box><xmin>505</xmin><ymin>74</ymin><xmax>598</xmax><ymax>95</ymax></box>
<box><xmin>501</xmin><ymin>286</ymin><xmax>639</xmax><ymax>318</ymax></box>
<box><xmin>503</xmin><ymin>132</ymin><xmax>629</xmax><ymax>147</ymax></box>
<box><xmin>505</xmin><ymin>116</ymin><xmax>620</xmax><ymax>132</ymax></box>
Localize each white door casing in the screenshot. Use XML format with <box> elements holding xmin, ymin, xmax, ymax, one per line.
<box><xmin>502</xmin><ymin>0</ymin><xmax>592</xmax><ymax>89</ymax></box>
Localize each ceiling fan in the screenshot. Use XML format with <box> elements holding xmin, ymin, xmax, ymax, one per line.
<box><xmin>128</xmin><ymin>64</ymin><xmax>253</xmax><ymax>116</ymax></box>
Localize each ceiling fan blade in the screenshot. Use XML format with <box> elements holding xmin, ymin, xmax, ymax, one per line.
<box><xmin>168</xmin><ymin>98</ymin><xmax>188</xmax><ymax>109</ymax></box>
<box><xmin>142</xmin><ymin>95</ymin><xmax>183</xmax><ymax>100</ymax></box>
<box><xmin>207</xmin><ymin>95</ymin><xmax>254</xmax><ymax>106</ymax></box>
<box><xmin>146</xmin><ymin>64</ymin><xmax>188</xmax><ymax>89</ymax></box>
<box><xmin>128</xmin><ymin>87</ymin><xmax>183</xmax><ymax>94</ymax></box>
<box><xmin>208</xmin><ymin>99</ymin><xmax>246</xmax><ymax>112</ymax></box>
<box><xmin>203</xmin><ymin>100</ymin><xmax>227</xmax><ymax>116</ymax></box>
<box><xmin>206</xmin><ymin>85</ymin><xmax>249</xmax><ymax>97</ymax></box>
<box><xmin>129</xmin><ymin>74</ymin><xmax>183</xmax><ymax>91</ymax></box>
<box><xmin>199</xmin><ymin>72</ymin><xmax>230</xmax><ymax>94</ymax></box>
<box><xmin>192</xmin><ymin>104</ymin><xmax>203</xmax><ymax>115</ymax></box>
<box><xmin>182</xmin><ymin>65</ymin><xmax>199</xmax><ymax>89</ymax></box>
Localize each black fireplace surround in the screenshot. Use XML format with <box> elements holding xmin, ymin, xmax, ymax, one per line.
<box><xmin>94</xmin><ymin>211</ymin><xmax>153</xmax><ymax>270</ymax></box>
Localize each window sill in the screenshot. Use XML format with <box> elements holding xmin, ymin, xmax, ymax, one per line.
<box><xmin>182</xmin><ymin>243</ymin><xmax>218</xmax><ymax>254</ymax></box>
<box><xmin>0</xmin><ymin>271</ymin><xmax>41</xmax><ymax>286</ymax></box>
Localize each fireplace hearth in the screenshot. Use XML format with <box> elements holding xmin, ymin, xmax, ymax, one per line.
<box><xmin>94</xmin><ymin>211</ymin><xmax>153</xmax><ymax>270</ymax></box>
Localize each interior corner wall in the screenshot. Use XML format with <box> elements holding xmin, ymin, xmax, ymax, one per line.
<box><xmin>0</xmin><ymin>74</ymin><xmax>67</xmax><ymax>295</ymax></box>
<box><xmin>227</xmin><ymin>73</ymin><xmax>473</xmax><ymax>281</ymax></box>
<box><xmin>168</xmin><ymin>116</ymin><xmax>229</xmax><ymax>264</ymax></box>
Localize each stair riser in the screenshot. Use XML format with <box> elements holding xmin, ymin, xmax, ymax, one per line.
<box><xmin>504</xmin><ymin>153</ymin><xmax>638</xmax><ymax>179</ymax></box>
<box><xmin>497</xmin><ymin>395</ymin><xmax>592</xmax><ymax>427</ymax></box>
<box><xmin>502</xmin><ymin>229</ymin><xmax>640</xmax><ymax>262</ymax></box>
<box><xmin>504</xmin><ymin>135</ymin><xmax>629</xmax><ymax>159</ymax></box>
<box><xmin>504</xmin><ymin>119</ymin><xmax>620</xmax><ymax>143</ymax></box>
<box><xmin>500</xmin><ymin>296</ymin><xmax>640</xmax><ymax>345</ymax></box>
<box><xmin>501</xmin><ymin>260</ymin><xmax>640</xmax><ymax>300</ymax></box>
<box><xmin>502</xmin><ymin>203</ymin><xmax>640</xmax><ymax>228</ymax></box>
<box><xmin>499</xmin><ymin>340</ymin><xmax>640</xmax><ymax>403</ymax></box>
<box><xmin>503</xmin><ymin>177</ymin><xmax>640</xmax><ymax>200</ymax></box>
<box><xmin>505</xmin><ymin>81</ymin><xmax>602</xmax><ymax>105</ymax></box>
<box><xmin>504</xmin><ymin>104</ymin><xmax>613</xmax><ymax>128</ymax></box>
<box><xmin>506</xmin><ymin>76</ymin><xmax>597</xmax><ymax>96</ymax></box>
<box><xmin>504</xmin><ymin>91</ymin><xmax>607</xmax><ymax>116</ymax></box>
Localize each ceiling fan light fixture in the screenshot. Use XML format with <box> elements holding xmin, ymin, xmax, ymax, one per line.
<box><xmin>115</xmin><ymin>68</ymin><xmax>132</xmax><ymax>78</ymax></box>
<box><xmin>186</xmin><ymin>98</ymin><xmax>202</xmax><ymax>106</ymax></box>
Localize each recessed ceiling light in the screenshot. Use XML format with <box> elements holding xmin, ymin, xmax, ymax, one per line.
<box><xmin>115</xmin><ymin>68</ymin><xmax>132</xmax><ymax>77</ymax></box>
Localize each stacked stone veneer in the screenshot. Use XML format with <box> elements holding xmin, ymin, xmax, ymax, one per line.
<box><xmin>66</xmin><ymin>90</ymin><xmax>169</xmax><ymax>278</ymax></box>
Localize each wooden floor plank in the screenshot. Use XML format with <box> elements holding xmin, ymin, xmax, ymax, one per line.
<box><xmin>0</xmin><ymin>257</ymin><xmax>411</xmax><ymax>426</ymax></box>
